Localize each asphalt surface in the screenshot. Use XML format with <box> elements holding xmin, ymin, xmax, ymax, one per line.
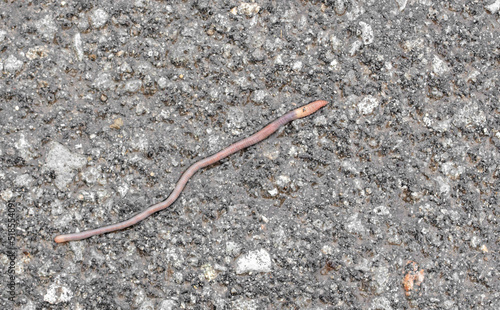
<box><xmin>0</xmin><ymin>0</ymin><xmax>499</xmax><ymax>309</ymax></box>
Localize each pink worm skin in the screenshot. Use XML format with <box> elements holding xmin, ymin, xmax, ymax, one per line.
<box><xmin>54</xmin><ymin>100</ymin><xmax>328</xmax><ymax>243</ymax></box>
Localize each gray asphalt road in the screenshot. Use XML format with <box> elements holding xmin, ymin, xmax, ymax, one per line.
<box><xmin>1</xmin><ymin>1</ymin><xmax>498</xmax><ymax>309</ymax></box>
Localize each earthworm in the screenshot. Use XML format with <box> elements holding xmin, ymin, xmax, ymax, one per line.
<box><xmin>54</xmin><ymin>100</ymin><xmax>328</xmax><ymax>243</ymax></box>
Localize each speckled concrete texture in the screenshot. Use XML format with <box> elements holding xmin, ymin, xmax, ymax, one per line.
<box><xmin>0</xmin><ymin>0</ymin><xmax>498</xmax><ymax>309</ymax></box>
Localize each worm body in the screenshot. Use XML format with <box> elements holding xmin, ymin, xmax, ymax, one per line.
<box><xmin>54</xmin><ymin>100</ymin><xmax>327</xmax><ymax>243</ymax></box>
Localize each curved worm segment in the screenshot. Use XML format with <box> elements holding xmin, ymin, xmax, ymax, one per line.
<box><xmin>54</xmin><ymin>99</ymin><xmax>328</xmax><ymax>243</ymax></box>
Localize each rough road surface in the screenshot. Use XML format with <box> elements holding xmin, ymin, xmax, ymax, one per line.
<box><xmin>0</xmin><ymin>1</ymin><xmax>498</xmax><ymax>309</ymax></box>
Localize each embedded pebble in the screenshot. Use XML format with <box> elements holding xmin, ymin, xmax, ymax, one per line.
<box><xmin>235</xmin><ymin>249</ymin><xmax>272</xmax><ymax>274</ymax></box>
<box><xmin>232</xmin><ymin>3</ymin><xmax>261</xmax><ymax>16</ymax></box>
<box><xmin>485</xmin><ymin>0</ymin><xmax>500</xmax><ymax>13</ymax></box>
<box><xmin>358</xmin><ymin>96</ymin><xmax>379</xmax><ymax>115</ymax></box>
<box><xmin>158</xmin><ymin>300</ymin><xmax>177</xmax><ymax>310</ymax></box>
<box><xmin>45</xmin><ymin>142</ymin><xmax>86</xmax><ymax>190</ymax></box>
<box><xmin>125</xmin><ymin>79</ymin><xmax>143</xmax><ymax>93</ymax></box>
<box><xmin>358</xmin><ymin>22</ymin><xmax>374</xmax><ymax>45</ymax></box>
<box><xmin>73</xmin><ymin>33</ymin><xmax>84</xmax><ymax>61</ymax></box>
<box><xmin>91</xmin><ymin>8</ymin><xmax>109</xmax><ymax>28</ymax></box>
<box><xmin>4</xmin><ymin>55</ymin><xmax>23</xmax><ymax>73</ymax></box>
<box><xmin>35</xmin><ymin>15</ymin><xmax>57</xmax><ymax>40</ymax></box>
<box><xmin>43</xmin><ymin>278</ymin><xmax>73</xmax><ymax>304</ymax></box>
<box><xmin>432</xmin><ymin>55</ymin><xmax>449</xmax><ymax>75</ymax></box>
